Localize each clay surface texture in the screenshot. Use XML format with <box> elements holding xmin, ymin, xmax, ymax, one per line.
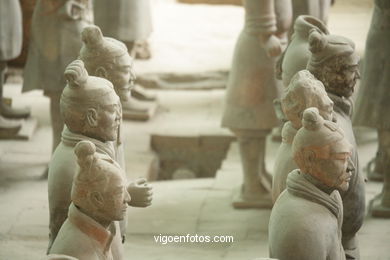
<box><xmin>269</xmin><ymin>108</ymin><xmax>352</xmax><ymax>260</ymax></box>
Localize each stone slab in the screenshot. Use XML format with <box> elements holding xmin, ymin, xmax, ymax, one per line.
<box><xmin>137</xmin><ymin>71</ymin><xmax>228</xmax><ymax>90</ymax></box>
<box><xmin>122</xmin><ymin>102</ymin><xmax>158</xmax><ymax>121</ymax></box>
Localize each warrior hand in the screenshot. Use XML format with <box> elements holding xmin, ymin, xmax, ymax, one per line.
<box><xmin>127</xmin><ymin>178</ymin><xmax>153</xmax><ymax>208</ymax></box>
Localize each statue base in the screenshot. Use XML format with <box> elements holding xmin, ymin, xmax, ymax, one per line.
<box><xmin>122</xmin><ymin>103</ymin><xmax>157</xmax><ymax>121</ymax></box>
<box><xmin>132</xmin><ymin>85</ymin><xmax>157</xmax><ymax>102</ymax></box>
<box><xmin>0</xmin><ymin>117</ymin><xmax>37</xmax><ymax>140</ymax></box>
<box><xmin>366</xmin><ymin>158</ymin><xmax>384</xmax><ymax>182</ymax></box>
<box><xmin>232</xmin><ymin>186</ymin><xmax>273</xmax><ymax>209</ymax></box>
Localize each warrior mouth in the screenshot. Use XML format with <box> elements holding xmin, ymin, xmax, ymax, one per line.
<box><xmin>344</xmin><ymin>171</ymin><xmax>353</xmax><ymax>182</ymax></box>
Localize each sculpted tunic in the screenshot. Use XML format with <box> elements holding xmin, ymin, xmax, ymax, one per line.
<box><xmin>94</xmin><ymin>0</ymin><xmax>153</xmax><ymax>42</ymax></box>
<box><xmin>22</xmin><ymin>0</ymin><xmax>92</xmax><ymax>94</ymax></box>
<box><xmin>272</xmin><ymin>122</ymin><xmax>298</xmax><ymax>202</ymax></box>
<box><xmin>353</xmin><ymin>0</ymin><xmax>390</xmax><ymax>129</ymax></box>
<box><xmin>221</xmin><ymin>0</ymin><xmax>289</xmax><ymax>131</ymax></box>
<box><xmin>48</xmin><ymin>127</ymin><xmax>123</xmax><ymax>258</ymax></box>
<box><xmin>0</xmin><ymin>0</ymin><xmax>23</xmax><ymax>60</ymax></box>
<box><xmin>329</xmin><ymin>93</ymin><xmax>365</xmax><ymax>244</ymax></box>
<box><xmin>269</xmin><ymin>170</ymin><xmax>345</xmax><ymax>260</ymax></box>
<box><xmin>50</xmin><ymin>203</ymin><xmax>121</xmax><ymax>260</ymax></box>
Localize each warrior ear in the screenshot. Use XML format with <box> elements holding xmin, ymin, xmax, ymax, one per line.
<box><xmin>89</xmin><ymin>191</ymin><xmax>104</xmax><ymax>208</ymax></box>
<box><xmin>302</xmin><ymin>149</ymin><xmax>317</xmax><ymax>173</ymax></box>
<box><xmin>86</xmin><ymin>108</ymin><xmax>98</xmax><ymax>128</ymax></box>
<box><xmin>95</xmin><ymin>66</ymin><xmax>108</xmax><ymax>79</ymax></box>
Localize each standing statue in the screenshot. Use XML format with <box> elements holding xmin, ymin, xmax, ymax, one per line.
<box><xmin>272</xmin><ymin>70</ymin><xmax>334</xmax><ymax>202</ymax></box>
<box><xmin>94</xmin><ymin>0</ymin><xmax>157</xmax><ymax>121</ymax></box>
<box><xmin>273</xmin><ymin>15</ymin><xmax>329</xmax><ymax>141</ymax></box>
<box><xmin>307</xmin><ymin>30</ymin><xmax>365</xmax><ymax>259</ymax></box>
<box><xmin>269</xmin><ymin>107</ymin><xmax>353</xmax><ymax>260</ymax></box>
<box><xmin>221</xmin><ymin>0</ymin><xmax>292</xmax><ymax>208</ymax></box>
<box><xmin>23</xmin><ymin>0</ymin><xmax>93</xmax><ymax>163</ymax></box>
<box><xmin>0</xmin><ymin>0</ymin><xmax>31</xmax><ymax>137</ymax></box>
<box><xmin>353</xmin><ymin>0</ymin><xmax>390</xmax><ymax>217</ymax></box>
<box><xmin>49</xmin><ymin>140</ymin><xmax>131</xmax><ymax>259</ymax></box>
<box><xmin>48</xmin><ymin>60</ymin><xmax>152</xmax><ymax>254</ymax></box>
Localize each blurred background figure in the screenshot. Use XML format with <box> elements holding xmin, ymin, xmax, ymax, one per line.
<box><xmin>221</xmin><ymin>0</ymin><xmax>292</xmax><ymax>209</ymax></box>
<box><xmin>94</xmin><ymin>0</ymin><xmax>153</xmax><ymax>60</ymax></box>
<box><xmin>0</xmin><ymin>0</ymin><xmax>31</xmax><ymax>138</ymax></box>
<box><xmin>291</xmin><ymin>0</ymin><xmax>333</xmax><ymax>27</ymax></box>
<box><xmin>22</xmin><ymin>0</ymin><xmax>93</xmax><ymax>177</ymax></box>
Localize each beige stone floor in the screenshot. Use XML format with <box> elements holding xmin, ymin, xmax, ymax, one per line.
<box><xmin>0</xmin><ymin>84</ymin><xmax>389</xmax><ymax>259</ymax></box>
<box><xmin>1</xmin><ymin>0</ymin><xmax>389</xmax><ymax>259</ymax></box>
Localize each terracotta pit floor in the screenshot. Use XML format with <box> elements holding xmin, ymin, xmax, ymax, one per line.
<box><xmin>1</xmin><ymin>0</ymin><xmax>388</xmax><ymax>259</ymax></box>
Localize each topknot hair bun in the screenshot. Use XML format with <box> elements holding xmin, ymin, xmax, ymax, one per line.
<box><xmin>64</xmin><ymin>60</ymin><xmax>88</xmax><ymax>88</ymax></box>
<box><xmin>81</xmin><ymin>25</ymin><xmax>104</xmax><ymax>48</ymax></box>
<box><xmin>302</xmin><ymin>107</ymin><xmax>323</xmax><ymax>131</ymax></box>
<box><xmin>74</xmin><ymin>140</ymin><xmax>96</xmax><ymax>168</ymax></box>
<box><xmin>308</xmin><ymin>29</ymin><xmax>327</xmax><ymax>54</ymax></box>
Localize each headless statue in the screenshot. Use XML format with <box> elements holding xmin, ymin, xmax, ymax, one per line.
<box><xmin>221</xmin><ymin>0</ymin><xmax>292</xmax><ymax>208</ymax></box>
<box><xmin>269</xmin><ymin>107</ymin><xmax>353</xmax><ymax>260</ymax></box>
<box><xmin>48</xmin><ymin>60</ymin><xmax>152</xmax><ymax>253</ymax></box>
<box><xmin>0</xmin><ymin>0</ymin><xmax>31</xmax><ymax>137</ymax></box>
<box><xmin>353</xmin><ymin>0</ymin><xmax>390</xmax><ymax>217</ymax></box>
<box><xmin>23</xmin><ymin>0</ymin><xmax>93</xmax><ymax>163</ymax></box>
<box><xmin>307</xmin><ymin>30</ymin><xmax>365</xmax><ymax>259</ymax></box>
<box><xmin>272</xmin><ymin>70</ymin><xmax>334</xmax><ymax>202</ymax></box>
<box><xmin>49</xmin><ymin>140</ymin><xmax>131</xmax><ymax>259</ymax></box>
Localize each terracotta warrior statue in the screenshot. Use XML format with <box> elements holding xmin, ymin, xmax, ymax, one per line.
<box><xmin>0</xmin><ymin>0</ymin><xmax>31</xmax><ymax>137</ymax></box>
<box><xmin>307</xmin><ymin>30</ymin><xmax>365</xmax><ymax>259</ymax></box>
<box><xmin>353</xmin><ymin>0</ymin><xmax>390</xmax><ymax>217</ymax></box>
<box><xmin>278</xmin><ymin>15</ymin><xmax>329</xmax><ymax>88</ymax></box>
<box><xmin>23</xmin><ymin>0</ymin><xmax>93</xmax><ymax>175</ymax></box>
<box><xmin>269</xmin><ymin>107</ymin><xmax>353</xmax><ymax>260</ymax></box>
<box><xmin>221</xmin><ymin>0</ymin><xmax>292</xmax><ymax>208</ymax></box>
<box><xmin>49</xmin><ymin>140</ymin><xmax>131</xmax><ymax>259</ymax></box>
<box><xmin>273</xmin><ymin>15</ymin><xmax>329</xmax><ymax>140</ymax></box>
<box><xmin>48</xmin><ymin>60</ymin><xmax>152</xmax><ymax>253</ymax></box>
<box><xmin>79</xmin><ymin>25</ymin><xmax>155</xmax><ymax>121</ymax></box>
<box><xmin>272</xmin><ymin>70</ymin><xmax>334</xmax><ymax>202</ymax></box>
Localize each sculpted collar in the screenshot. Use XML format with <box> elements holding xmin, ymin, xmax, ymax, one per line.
<box><xmin>286</xmin><ymin>170</ymin><xmax>343</xmax><ymax>220</ymax></box>
<box><xmin>61</xmin><ymin>126</ymin><xmax>116</xmax><ymax>160</ymax></box>
<box><xmin>328</xmin><ymin>92</ymin><xmax>353</xmax><ymax>117</ymax></box>
<box><xmin>68</xmin><ymin>203</ymin><xmax>116</xmax><ymax>254</ymax></box>
<box><xmin>281</xmin><ymin>121</ymin><xmax>298</xmax><ymax>144</ymax></box>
